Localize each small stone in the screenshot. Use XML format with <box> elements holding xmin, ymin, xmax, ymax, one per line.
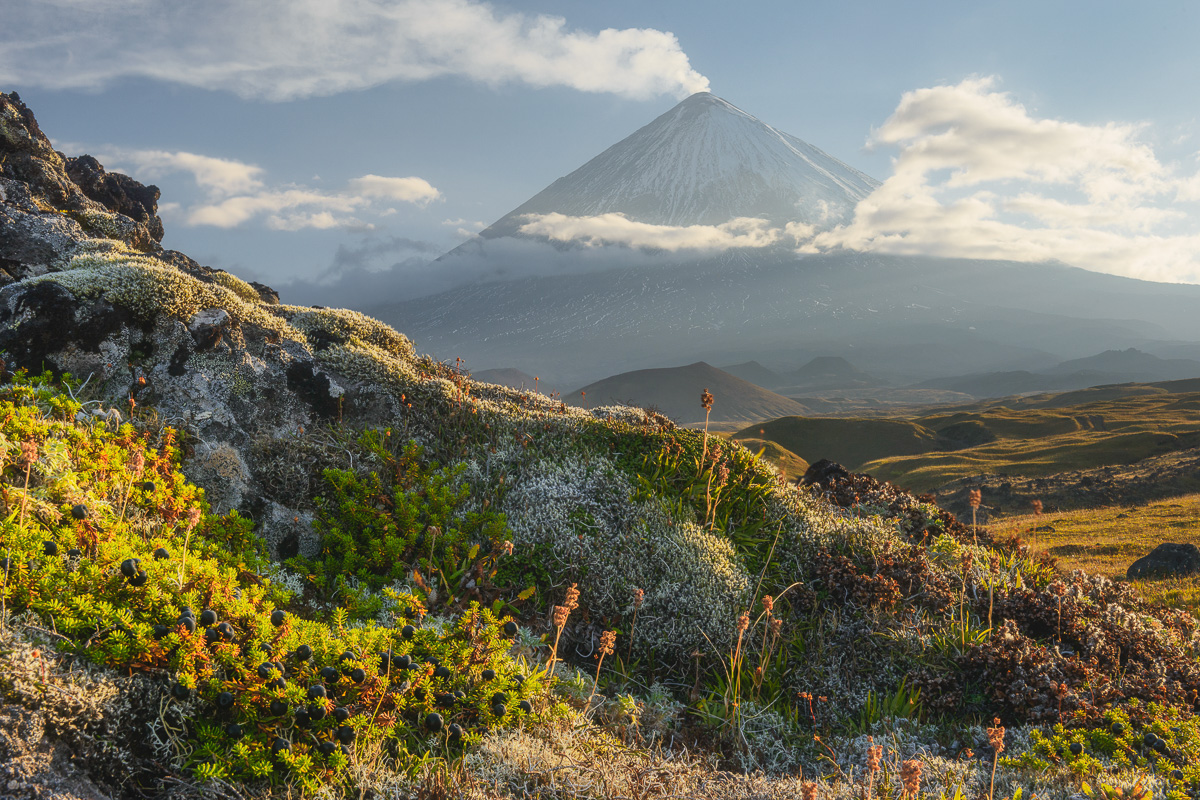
<box><xmin>271</xmin><ymin>609</ymin><xmax>287</xmax><ymax>627</ymax></box>
<box><xmin>71</xmin><ymin>504</ymin><xmax>88</xmax><ymax>520</ymax></box>
<box><xmin>425</xmin><ymin>712</ymin><xmax>444</xmax><ymax>732</ymax></box>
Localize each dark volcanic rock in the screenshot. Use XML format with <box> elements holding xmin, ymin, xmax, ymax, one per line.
<box><xmin>65</xmin><ymin>154</ymin><xmax>164</xmax><ymax>244</ymax></box>
<box><xmin>1127</xmin><ymin>543</ymin><xmax>1200</xmax><ymax>580</ymax></box>
<box><xmin>800</xmin><ymin>459</ymin><xmax>850</xmax><ymax>489</ymax></box>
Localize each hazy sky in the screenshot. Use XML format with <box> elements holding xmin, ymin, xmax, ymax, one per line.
<box><xmin>4</xmin><ymin>0</ymin><xmax>1200</xmax><ymax>299</ymax></box>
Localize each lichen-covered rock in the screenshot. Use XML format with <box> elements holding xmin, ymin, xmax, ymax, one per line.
<box><xmin>65</xmin><ymin>154</ymin><xmax>164</xmax><ymax>245</ymax></box>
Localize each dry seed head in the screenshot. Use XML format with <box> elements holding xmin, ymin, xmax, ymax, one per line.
<box><xmin>185</xmin><ymin>506</ymin><xmax>202</xmax><ymax>529</ymax></box>
<box><xmin>552</xmin><ymin>604</ymin><xmax>569</xmax><ymax>629</ymax></box>
<box><xmin>128</xmin><ymin>450</ymin><xmax>145</xmax><ymax>474</ymax></box>
<box><xmin>701</xmin><ymin>389</ymin><xmax>714</xmax><ymax>411</ymax></box>
<box><xmin>501</xmin><ymin>540</ymin><xmax>514</xmax><ymax>556</ymax></box>
<box><xmin>867</xmin><ymin>742</ymin><xmax>883</xmax><ymax>773</ymax></box>
<box><xmin>598</xmin><ymin>630</ymin><xmax>616</xmax><ymax>656</ymax></box>
<box><xmin>769</xmin><ymin>617</ymin><xmax>783</xmax><ymax>637</ymax></box>
<box><xmin>968</xmin><ymin>488</ymin><xmax>982</xmax><ymax>509</ymax></box>
<box><xmin>762</xmin><ymin>594</ymin><xmax>774</xmax><ymax>615</ymax></box>
<box><xmin>987</xmin><ymin>718</ymin><xmax>1006</xmax><ymax>753</ymax></box>
<box><xmin>1032</xmin><ymin>499</ymin><xmax>1044</xmax><ymax>515</ymax></box>
<box><xmin>19</xmin><ymin>439</ymin><xmax>38</xmax><ymax>467</ymax></box>
<box><xmin>801</xmin><ymin>782</ymin><xmax>818</xmax><ymax>800</ymax></box>
<box><xmin>736</xmin><ymin>611</ymin><xmax>750</xmax><ymax>635</ymax></box>
<box><xmin>633</xmin><ymin>587</ymin><xmax>645</xmax><ymax>609</ymax></box>
<box><xmin>900</xmin><ymin>759</ymin><xmax>923</xmax><ymax>798</ymax></box>
<box><xmin>563</xmin><ymin>583</ymin><xmax>580</xmax><ymax>613</ymax></box>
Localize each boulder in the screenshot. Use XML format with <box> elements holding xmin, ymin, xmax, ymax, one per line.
<box><xmin>1127</xmin><ymin>543</ymin><xmax>1200</xmax><ymax>580</ymax></box>
<box><xmin>800</xmin><ymin>458</ymin><xmax>849</xmax><ymax>488</ymax></box>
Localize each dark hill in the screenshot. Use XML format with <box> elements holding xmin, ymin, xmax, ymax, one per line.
<box><xmin>733</xmin><ymin>416</ymin><xmax>942</xmax><ymax>470</ymax></box>
<box><xmin>571</xmin><ymin>361</ymin><xmax>808</xmax><ymax>424</ymax></box>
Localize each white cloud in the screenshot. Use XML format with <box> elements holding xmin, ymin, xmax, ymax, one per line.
<box><xmin>812</xmin><ymin>77</ymin><xmax>1200</xmax><ymax>283</ymax></box>
<box><xmin>345</xmin><ymin>175</ymin><xmax>441</xmax><ymax>205</ymax></box>
<box><xmin>101</xmin><ymin>148</ymin><xmax>265</xmax><ymax>198</ymax></box>
<box><xmin>100</xmin><ymin>146</ymin><xmax>442</xmax><ymax>230</ymax></box>
<box><xmin>0</xmin><ymin>0</ymin><xmax>709</xmax><ymax>101</ymax></box>
<box><xmin>519</xmin><ymin>213</ymin><xmax>786</xmax><ymax>251</ymax></box>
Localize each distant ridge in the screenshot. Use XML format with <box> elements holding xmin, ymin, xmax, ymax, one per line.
<box><xmin>570</xmin><ymin>361</ymin><xmax>808</xmax><ymax>425</ymax></box>
<box><xmin>718</xmin><ymin>360</ymin><xmax>784</xmax><ymax>389</ymax></box>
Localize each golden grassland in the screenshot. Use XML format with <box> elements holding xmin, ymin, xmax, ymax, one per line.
<box><xmin>990</xmin><ymin>493</ymin><xmax>1200</xmax><ymax>613</ymax></box>
<box><xmin>738</xmin><ymin>387</ymin><xmax>1200</xmax><ymax>493</ymax></box>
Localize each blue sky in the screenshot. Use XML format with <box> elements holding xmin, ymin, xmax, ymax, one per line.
<box><xmin>4</xmin><ymin>0</ymin><xmax>1200</xmax><ymax>300</ymax></box>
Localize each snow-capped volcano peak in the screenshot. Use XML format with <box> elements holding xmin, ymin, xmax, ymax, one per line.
<box><xmin>479</xmin><ymin>92</ymin><xmax>879</xmax><ymax>239</ymax></box>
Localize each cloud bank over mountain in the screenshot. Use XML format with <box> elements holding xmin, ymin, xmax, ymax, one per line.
<box><xmin>812</xmin><ymin>78</ymin><xmax>1200</xmax><ymax>283</ymax></box>
<box><xmin>0</xmin><ymin>0</ymin><xmax>709</xmax><ymax>101</ymax></box>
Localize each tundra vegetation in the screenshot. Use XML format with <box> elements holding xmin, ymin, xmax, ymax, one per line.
<box><xmin>4</xmin><ymin>90</ymin><xmax>1200</xmax><ymax>800</ymax></box>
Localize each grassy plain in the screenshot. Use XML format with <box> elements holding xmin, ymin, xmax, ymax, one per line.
<box><xmin>737</xmin><ymin>384</ymin><xmax>1200</xmax><ymax>493</ymax></box>
<box><xmin>990</xmin><ymin>493</ymin><xmax>1200</xmax><ymax>612</ymax></box>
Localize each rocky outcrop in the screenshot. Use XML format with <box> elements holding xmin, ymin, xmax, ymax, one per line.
<box><xmin>1127</xmin><ymin>542</ymin><xmax>1200</xmax><ymax>580</ymax></box>
<box><xmin>0</xmin><ymin>90</ymin><xmax>612</xmax><ymax>559</ymax></box>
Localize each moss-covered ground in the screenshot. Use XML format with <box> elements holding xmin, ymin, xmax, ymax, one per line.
<box><xmin>6</xmin><ymin>367</ymin><xmax>1200</xmax><ymax>799</ymax></box>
